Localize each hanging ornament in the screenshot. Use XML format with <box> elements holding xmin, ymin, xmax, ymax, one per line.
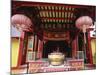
<box><xmin>75</xmin><ymin>16</ymin><xmax>93</xmax><ymax>43</ymax></box>
<box><xmin>11</xmin><ymin>14</ymin><xmax>33</xmax><ymax>32</ymax></box>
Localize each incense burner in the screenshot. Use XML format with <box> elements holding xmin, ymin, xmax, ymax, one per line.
<box><xmin>48</xmin><ymin>52</ymin><xmax>65</xmax><ymax>66</ymax></box>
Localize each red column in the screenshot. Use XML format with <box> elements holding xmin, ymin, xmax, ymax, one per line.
<box><xmin>36</xmin><ymin>37</ymin><xmax>39</xmax><ymax>59</ymax></box>
<box><xmin>38</xmin><ymin>40</ymin><xmax>43</xmax><ymax>59</ymax></box>
<box><xmin>33</xmin><ymin>35</ymin><xmax>38</xmax><ymax>60</ymax></box>
<box><xmin>87</xmin><ymin>31</ymin><xmax>93</xmax><ymax>64</ymax></box>
<box><xmin>22</xmin><ymin>32</ymin><xmax>28</xmax><ymax>64</ymax></box>
<box><xmin>72</xmin><ymin>36</ymin><xmax>78</xmax><ymax>58</ymax></box>
<box><xmin>72</xmin><ymin>39</ymin><xmax>75</xmax><ymax>58</ymax></box>
<box><xmin>37</xmin><ymin>40</ymin><xmax>40</xmax><ymax>59</ymax></box>
<box><xmin>17</xmin><ymin>31</ymin><xmax>25</xmax><ymax>66</ymax></box>
<box><xmin>34</xmin><ymin>35</ymin><xmax>37</xmax><ymax>51</ymax></box>
<box><xmin>76</xmin><ymin>36</ymin><xmax>78</xmax><ymax>57</ymax></box>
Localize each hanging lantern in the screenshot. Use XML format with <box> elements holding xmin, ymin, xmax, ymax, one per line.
<box><xmin>75</xmin><ymin>16</ymin><xmax>93</xmax><ymax>32</ymax></box>
<box><xmin>75</xmin><ymin>16</ymin><xmax>93</xmax><ymax>43</ymax></box>
<box><xmin>11</xmin><ymin>14</ymin><xmax>33</xmax><ymax>32</ymax></box>
<box><xmin>75</xmin><ymin>16</ymin><xmax>93</xmax><ymax>63</ymax></box>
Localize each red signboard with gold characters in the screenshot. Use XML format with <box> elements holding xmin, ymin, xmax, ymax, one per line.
<box><xmin>43</xmin><ymin>31</ymin><xmax>70</xmax><ymax>41</ymax></box>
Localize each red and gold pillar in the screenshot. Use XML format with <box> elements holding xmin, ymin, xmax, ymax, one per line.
<box><xmin>37</xmin><ymin>40</ymin><xmax>43</xmax><ymax>59</ymax></box>
<box><xmin>17</xmin><ymin>31</ymin><xmax>25</xmax><ymax>66</ymax></box>
<box><xmin>87</xmin><ymin>30</ymin><xmax>93</xmax><ymax>64</ymax></box>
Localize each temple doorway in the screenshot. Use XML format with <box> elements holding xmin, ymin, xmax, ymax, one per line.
<box><xmin>42</xmin><ymin>40</ymin><xmax>72</xmax><ymax>58</ymax></box>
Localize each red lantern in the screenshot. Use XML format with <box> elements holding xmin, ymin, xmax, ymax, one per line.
<box><xmin>11</xmin><ymin>14</ymin><xmax>33</xmax><ymax>32</ymax></box>
<box><xmin>75</xmin><ymin>16</ymin><xmax>93</xmax><ymax>32</ymax></box>
<box><xmin>75</xmin><ymin>16</ymin><xmax>93</xmax><ymax>43</ymax></box>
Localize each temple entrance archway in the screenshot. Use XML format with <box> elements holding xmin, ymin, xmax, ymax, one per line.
<box><xmin>42</xmin><ymin>40</ymin><xmax>72</xmax><ymax>58</ymax></box>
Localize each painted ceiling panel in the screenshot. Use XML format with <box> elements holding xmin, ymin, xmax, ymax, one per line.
<box><xmin>12</xmin><ymin>1</ymin><xmax>95</xmax><ymax>32</ymax></box>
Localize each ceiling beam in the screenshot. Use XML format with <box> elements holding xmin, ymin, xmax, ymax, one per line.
<box><xmin>12</xmin><ymin>1</ymin><xmax>95</xmax><ymax>9</ymax></box>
